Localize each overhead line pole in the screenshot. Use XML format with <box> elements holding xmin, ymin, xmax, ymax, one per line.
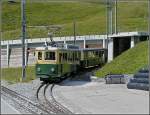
<box><xmin>109</xmin><ymin>0</ymin><xmax>113</xmax><ymax>35</ymax></box>
<box><xmin>21</xmin><ymin>0</ymin><xmax>26</xmax><ymax>81</ymax></box>
<box><xmin>106</xmin><ymin>0</ymin><xmax>113</xmax><ymax>49</ymax></box>
<box><xmin>114</xmin><ymin>0</ymin><xmax>118</xmax><ymax>34</ymax></box>
<box><xmin>73</xmin><ymin>18</ymin><xmax>76</xmax><ymax>45</ymax></box>
<box><xmin>0</xmin><ymin>0</ymin><xmax>1</xmax><ymax>77</ymax></box>
<box><xmin>148</xmin><ymin>0</ymin><xmax>150</xmax><ymax>92</ymax></box>
<box><xmin>106</xmin><ymin>0</ymin><xmax>109</xmax><ymax>49</ymax></box>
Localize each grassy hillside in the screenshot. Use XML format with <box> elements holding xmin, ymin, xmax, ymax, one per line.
<box><xmin>95</xmin><ymin>41</ymin><xmax>148</xmax><ymax>77</ymax></box>
<box><xmin>1</xmin><ymin>66</ymin><xmax>35</xmax><ymax>83</ymax></box>
<box><xmin>2</xmin><ymin>0</ymin><xmax>148</xmax><ymax>40</ymax></box>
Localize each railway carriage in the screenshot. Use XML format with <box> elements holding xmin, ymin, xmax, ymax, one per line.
<box><xmin>80</xmin><ymin>48</ymin><xmax>106</xmax><ymax>68</ymax></box>
<box><xmin>35</xmin><ymin>43</ymin><xmax>106</xmax><ymax>82</ymax></box>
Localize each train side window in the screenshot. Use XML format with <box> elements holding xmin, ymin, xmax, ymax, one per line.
<box><xmin>99</xmin><ymin>51</ymin><xmax>102</xmax><ymax>57</ymax></box>
<box><xmin>74</xmin><ymin>52</ymin><xmax>76</xmax><ymax>62</ymax></box>
<box><xmin>74</xmin><ymin>52</ymin><xmax>77</xmax><ymax>61</ymax></box>
<box><xmin>62</xmin><ymin>53</ymin><xmax>67</xmax><ymax>61</ymax></box>
<box><xmin>59</xmin><ymin>53</ymin><xmax>62</xmax><ymax>62</ymax></box>
<box><xmin>45</xmin><ymin>52</ymin><xmax>55</xmax><ymax>60</ymax></box>
<box><xmin>78</xmin><ymin>52</ymin><xmax>81</xmax><ymax>60</ymax></box>
<box><xmin>84</xmin><ymin>51</ymin><xmax>88</xmax><ymax>59</ymax></box>
<box><xmin>95</xmin><ymin>51</ymin><xmax>99</xmax><ymax>56</ymax></box>
<box><xmin>63</xmin><ymin>53</ymin><xmax>67</xmax><ymax>61</ymax></box>
<box><xmin>72</xmin><ymin>52</ymin><xmax>74</xmax><ymax>62</ymax></box>
<box><xmin>65</xmin><ymin>53</ymin><xmax>67</xmax><ymax>61</ymax></box>
<box><xmin>38</xmin><ymin>52</ymin><xmax>42</xmax><ymax>60</ymax></box>
<box><xmin>68</xmin><ymin>52</ymin><xmax>71</xmax><ymax>62</ymax></box>
<box><xmin>71</xmin><ymin>52</ymin><xmax>73</xmax><ymax>62</ymax></box>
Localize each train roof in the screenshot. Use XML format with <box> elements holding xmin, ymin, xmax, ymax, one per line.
<box><xmin>35</xmin><ymin>43</ymin><xmax>107</xmax><ymax>51</ymax></box>
<box><xmin>35</xmin><ymin>43</ymin><xmax>80</xmax><ymax>51</ymax></box>
<box><xmin>36</xmin><ymin>46</ymin><xmax>59</xmax><ymax>51</ymax></box>
<box><xmin>36</xmin><ymin>46</ymin><xmax>107</xmax><ymax>52</ymax></box>
<box><xmin>80</xmin><ymin>48</ymin><xmax>107</xmax><ymax>51</ymax></box>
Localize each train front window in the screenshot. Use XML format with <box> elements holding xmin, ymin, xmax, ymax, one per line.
<box><xmin>45</xmin><ymin>52</ymin><xmax>55</xmax><ymax>60</ymax></box>
<box><xmin>38</xmin><ymin>52</ymin><xmax>42</xmax><ymax>60</ymax></box>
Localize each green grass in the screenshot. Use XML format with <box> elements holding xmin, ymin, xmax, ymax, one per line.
<box><xmin>95</xmin><ymin>41</ymin><xmax>148</xmax><ymax>77</ymax></box>
<box><xmin>2</xmin><ymin>1</ymin><xmax>148</xmax><ymax>40</ymax></box>
<box><xmin>1</xmin><ymin>66</ymin><xmax>36</xmax><ymax>83</ymax></box>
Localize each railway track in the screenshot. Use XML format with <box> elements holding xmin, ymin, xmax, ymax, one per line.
<box><xmin>36</xmin><ymin>83</ymin><xmax>72</xmax><ymax>114</ymax></box>
<box><xmin>1</xmin><ymin>86</ymin><xmax>49</xmax><ymax>114</ymax></box>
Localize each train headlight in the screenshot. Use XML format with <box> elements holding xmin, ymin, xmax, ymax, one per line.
<box><xmin>51</xmin><ymin>68</ymin><xmax>55</xmax><ymax>72</ymax></box>
<box><xmin>37</xmin><ymin>67</ymin><xmax>41</xmax><ymax>72</ymax></box>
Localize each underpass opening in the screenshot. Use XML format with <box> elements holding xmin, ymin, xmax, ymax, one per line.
<box><xmin>113</xmin><ymin>37</ymin><xmax>130</xmax><ymax>58</ymax></box>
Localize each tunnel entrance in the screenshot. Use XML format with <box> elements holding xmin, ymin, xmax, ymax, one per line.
<box><xmin>113</xmin><ymin>37</ymin><xmax>131</xmax><ymax>58</ymax></box>
<box><xmin>107</xmin><ymin>32</ymin><xmax>148</xmax><ymax>62</ymax></box>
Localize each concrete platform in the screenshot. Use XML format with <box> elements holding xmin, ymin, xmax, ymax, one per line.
<box><xmin>53</xmin><ymin>81</ymin><xmax>149</xmax><ymax>114</ymax></box>
<box><xmin>1</xmin><ymin>98</ymin><xmax>20</xmax><ymax>114</ymax></box>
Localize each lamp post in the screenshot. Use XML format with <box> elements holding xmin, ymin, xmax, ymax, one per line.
<box><xmin>21</xmin><ymin>0</ymin><xmax>26</xmax><ymax>81</ymax></box>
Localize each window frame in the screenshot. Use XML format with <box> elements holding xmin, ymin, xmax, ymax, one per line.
<box><xmin>44</xmin><ymin>51</ymin><xmax>56</xmax><ymax>61</ymax></box>
<box><xmin>38</xmin><ymin>51</ymin><xmax>42</xmax><ymax>60</ymax></box>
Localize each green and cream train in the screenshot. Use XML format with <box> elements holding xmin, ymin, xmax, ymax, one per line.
<box><xmin>35</xmin><ymin>43</ymin><xmax>107</xmax><ymax>82</ymax></box>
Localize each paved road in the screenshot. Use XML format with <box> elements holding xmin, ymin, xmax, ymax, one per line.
<box><xmin>1</xmin><ymin>98</ymin><xmax>20</xmax><ymax>114</ymax></box>
<box><xmin>53</xmin><ymin>81</ymin><xmax>149</xmax><ymax>114</ymax></box>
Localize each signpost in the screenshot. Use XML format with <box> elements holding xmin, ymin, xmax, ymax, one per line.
<box><xmin>21</xmin><ymin>0</ymin><xmax>26</xmax><ymax>80</ymax></box>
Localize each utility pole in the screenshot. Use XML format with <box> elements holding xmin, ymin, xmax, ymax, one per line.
<box><xmin>0</xmin><ymin>0</ymin><xmax>1</xmax><ymax>74</ymax></box>
<box><xmin>108</xmin><ymin>0</ymin><xmax>113</xmax><ymax>35</ymax></box>
<box><xmin>73</xmin><ymin>18</ymin><xmax>76</xmax><ymax>45</ymax></box>
<box><xmin>106</xmin><ymin>0</ymin><xmax>109</xmax><ymax>49</ymax></box>
<box><xmin>114</xmin><ymin>0</ymin><xmax>118</xmax><ymax>34</ymax></box>
<box><xmin>148</xmin><ymin>0</ymin><xmax>150</xmax><ymax>81</ymax></box>
<box><xmin>21</xmin><ymin>0</ymin><xmax>26</xmax><ymax>81</ymax></box>
<box><xmin>106</xmin><ymin>0</ymin><xmax>113</xmax><ymax>49</ymax></box>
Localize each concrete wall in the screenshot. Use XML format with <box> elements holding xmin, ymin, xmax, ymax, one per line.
<box><xmin>1</xmin><ymin>48</ymin><xmax>36</xmax><ymax>68</ymax></box>
<box><xmin>108</xmin><ymin>39</ymin><xmax>113</xmax><ymax>62</ymax></box>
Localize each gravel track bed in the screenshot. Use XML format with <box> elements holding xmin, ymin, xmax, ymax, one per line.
<box><xmin>2</xmin><ymin>79</ymin><xmax>42</xmax><ymax>103</ymax></box>
<box><xmin>1</xmin><ymin>79</ymin><xmax>43</xmax><ymax>114</ymax></box>
<box><xmin>1</xmin><ymin>70</ymin><xmax>119</xmax><ymax>114</ymax></box>
<box><xmin>1</xmin><ymin>85</ymin><xmax>49</xmax><ymax>114</ymax></box>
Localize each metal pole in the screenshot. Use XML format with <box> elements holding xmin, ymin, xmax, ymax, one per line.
<box><xmin>73</xmin><ymin>18</ymin><xmax>76</xmax><ymax>45</ymax></box>
<box><xmin>0</xmin><ymin>0</ymin><xmax>2</xmax><ymax>73</ymax></box>
<box><xmin>21</xmin><ymin>0</ymin><xmax>26</xmax><ymax>80</ymax></box>
<box><xmin>115</xmin><ymin>0</ymin><xmax>118</xmax><ymax>34</ymax></box>
<box><xmin>148</xmin><ymin>0</ymin><xmax>150</xmax><ymax>92</ymax></box>
<box><xmin>106</xmin><ymin>0</ymin><xmax>109</xmax><ymax>49</ymax></box>
<box><xmin>106</xmin><ymin>0</ymin><xmax>113</xmax><ymax>49</ymax></box>
<box><xmin>110</xmin><ymin>0</ymin><xmax>113</xmax><ymax>34</ymax></box>
<box><xmin>107</xmin><ymin>0</ymin><xmax>113</xmax><ymax>35</ymax></box>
